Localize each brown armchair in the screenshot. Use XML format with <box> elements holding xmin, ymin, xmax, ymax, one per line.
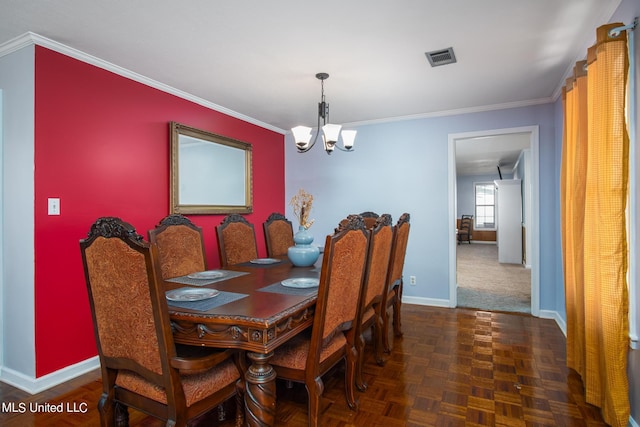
<box><xmin>269</xmin><ymin>215</ymin><xmax>370</xmax><ymax>427</ymax></box>
<box><xmin>148</xmin><ymin>214</ymin><xmax>207</xmax><ymax>279</ymax></box>
<box><xmin>80</xmin><ymin>217</ymin><xmax>244</xmax><ymax>427</ymax></box>
<box><xmin>263</xmin><ymin>212</ymin><xmax>294</xmax><ymax>257</ymax></box>
<box><xmin>216</xmin><ymin>214</ymin><xmax>258</xmax><ymax>267</ymax></box>
<box><xmin>381</xmin><ymin>212</ymin><xmax>410</xmax><ymax>353</ymax></box>
<box><xmin>355</xmin><ymin>214</ymin><xmax>393</xmax><ymax>391</ymax></box>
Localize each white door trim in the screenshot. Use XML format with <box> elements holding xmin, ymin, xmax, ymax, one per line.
<box><xmin>448</xmin><ymin>125</ymin><xmax>540</xmax><ymax>316</ymax></box>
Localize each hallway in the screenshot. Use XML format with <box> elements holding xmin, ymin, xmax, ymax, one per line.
<box><xmin>457</xmin><ymin>243</ymin><xmax>531</xmax><ymax>313</ymax></box>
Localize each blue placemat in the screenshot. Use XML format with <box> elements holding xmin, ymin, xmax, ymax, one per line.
<box><xmin>166</xmin><ymin>270</ymin><xmax>248</xmax><ymax>286</ymax></box>
<box><xmin>258</xmin><ymin>281</ymin><xmax>318</xmax><ymax>296</ymax></box>
<box><xmin>166</xmin><ymin>290</ymin><xmax>248</xmax><ymax>312</ymax></box>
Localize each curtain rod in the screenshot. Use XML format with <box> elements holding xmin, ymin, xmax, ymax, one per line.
<box><xmin>608</xmin><ymin>17</ymin><xmax>638</xmax><ymax>38</ymax></box>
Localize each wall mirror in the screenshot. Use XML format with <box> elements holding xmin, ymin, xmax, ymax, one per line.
<box><xmin>170</xmin><ymin>122</ymin><xmax>252</xmax><ymax>214</ymax></box>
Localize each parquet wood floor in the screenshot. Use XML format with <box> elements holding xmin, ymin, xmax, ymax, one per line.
<box><xmin>0</xmin><ymin>305</ymin><xmax>608</xmax><ymax>426</ymax></box>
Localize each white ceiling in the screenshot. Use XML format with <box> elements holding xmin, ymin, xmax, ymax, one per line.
<box><xmin>0</xmin><ymin>0</ymin><xmax>621</xmax><ymax>173</ymax></box>
<box><xmin>456</xmin><ymin>133</ymin><xmax>532</xmax><ymax>176</ymax></box>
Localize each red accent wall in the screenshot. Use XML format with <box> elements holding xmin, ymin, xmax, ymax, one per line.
<box><xmin>33</xmin><ymin>47</ymin><xmax>285</xmax><ymax>376</ymax></box>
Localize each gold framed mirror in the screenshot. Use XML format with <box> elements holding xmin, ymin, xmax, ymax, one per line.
<box><xmin>170</xmin><ymin>122</ymin><xmax>253</xmax><ymax>214</ymax></box>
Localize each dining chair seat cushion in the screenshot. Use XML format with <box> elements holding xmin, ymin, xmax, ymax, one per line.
<box><xmin>115</xmin><ymin>358</ymin><xmax>239</xmax><ymax>407</ymax></box>
<box><xmin>270</xmin><ymin>331</ymin><xmax>347</xmax><ymax>370</ymax></box>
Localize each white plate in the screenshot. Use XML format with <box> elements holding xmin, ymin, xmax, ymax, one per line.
<box><xmin>281</xmin><ymin>278</ymin><xmax>319</xmax><ymax>289</ymax></box>
<box><xmin>166</xmin><ymin>288</ymin><xmax>220</xmax><ymax>302</ymax></box>
<box><xmin>187</xmin><ymin>270</ymin><xmax>225</xmax><ymax>280</ymax></box>
<box><xmin>250</xmin><ymin>258</ymin><xmax>280</xmax><ymax>265</ymax></box>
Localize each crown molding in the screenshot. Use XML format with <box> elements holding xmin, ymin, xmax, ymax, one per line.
<box><xmin>0</xmin><ymin>32</ymin><xmax>562</xmax><ymax>133</ymax></box>
<box><xmin>0</xmin><ymin>32</ymin><xmax>286</xmax><ymax>135</ymax></box>
<box><xmin>0</xmin><ymin>31</ymin><xmax>37</xmax><ymax>57</ymax></box>
<box><xmin>342</xmin><ymin>97</ymin><xmax>554</xmax><ymax>128</ymax></box>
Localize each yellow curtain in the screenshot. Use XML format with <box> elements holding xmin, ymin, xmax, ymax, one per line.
<box><xmin>562</xmin><ymin>60</ymin><xmax>588</xmax><ymax>379</ymax></box>
<box><xmin>561</xmin><ymin>22</ymin><xmax>630</xmax><ymax>427</ymax></box>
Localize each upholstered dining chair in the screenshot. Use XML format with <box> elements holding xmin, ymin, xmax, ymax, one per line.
<box><xmin>148</xmin><ymin>214</ymin><xmax>207</xmax><ymax>280</ymax></box>
<box><xmin>354</xmin><ymin>214</ymin><xmax>393</xmax><ymax>391</ymax></box>
<box><xmin>381</xmin><ymin>212</ymin><xmax>411</xmax><ymax>353</ymax></box>
<box><xmin>269</xmin><ymin>215</ymin><xmax>370</xmax><ymax>427</ymax></box>
<box><xmin>216</xmin><ymin>214</ymin><xmax>259</xmax><ymax>267</ymax></box>
<box><xmin>359</xmin><ymin>211</ymin><xmax>380</xmax><ymax>229</ymax></box>
<box><xmin>80</xmin><ymin>217</ymin><xmax>244</xmax><ymax>427</ymax></box>
<box><xmin>263</xmin><ymin>212</ymin><xmax>294</xmax><ymax>257</ymax></box>
<box><xmin>149</xmin><ymin>213</ymin><xmax>241</xmax><ymax>421</ymax></box>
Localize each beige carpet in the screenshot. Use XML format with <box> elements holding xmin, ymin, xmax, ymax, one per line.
<box><xmin>456</xmin><ymin>243</ymin><xmax>531</xmax><ymax>313</ymax></box>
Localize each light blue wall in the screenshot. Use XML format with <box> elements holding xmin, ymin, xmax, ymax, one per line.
<box><xmin>285</xmin><ymin>103</ymin><xmax>558</xmax><ymax>305</ymax></box>
<box><xmin>456</xmin><ymin>173</ymin><xmax>512</xmax><ymax>220</ymax></box>
<box><xmin>0</xmin><ymin>45</ymin><xmax>36</xmax><ymax>377</ymax></box>
<box><xmin>553</xmin><ymin>96</ymin><xmax>566</xmax><ymax>321</ymax></box>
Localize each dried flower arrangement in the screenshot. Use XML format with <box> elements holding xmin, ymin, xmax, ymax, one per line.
<box><xmin>289</xmin><ymin>189</ymin><xmax>315</xmax><ymax>230</ymax></box>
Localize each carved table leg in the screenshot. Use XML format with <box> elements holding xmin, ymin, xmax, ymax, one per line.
<box><xmin>244</xmin><ymin>351</ymin><xmax>277</xmax><ymax>427</ymax></box>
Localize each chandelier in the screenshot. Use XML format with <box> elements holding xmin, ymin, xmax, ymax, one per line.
<box><xmin>291</xmin><ymin>73</ymin><xmax>356</xmax><ymax>154</ymax></box>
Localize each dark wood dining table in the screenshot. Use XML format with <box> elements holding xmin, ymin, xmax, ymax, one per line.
<box><xmin>164</xmin><ymin>257</ymin><xmax>322</xmax><ymax>427</ymax></box>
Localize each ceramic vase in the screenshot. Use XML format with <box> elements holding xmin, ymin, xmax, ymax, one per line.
<box><xmin>287</xmin><ymin>226</ymin><xmax>320</xmax><ymax>267</ymax></box>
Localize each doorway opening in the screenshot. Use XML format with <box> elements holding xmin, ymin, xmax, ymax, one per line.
<box><xmin>456</xmin><ymin>241</ymin><xmax>531</xmax><ymax>313</ymax></box>
<box><xmin>447</xmin><ymin>126</ymin><xmax>540</xmax><ymax>316</ymax></box>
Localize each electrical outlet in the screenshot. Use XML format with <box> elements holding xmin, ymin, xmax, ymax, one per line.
<box><xmin>409</xmin><ymin>275</ymin><xmax>416</xmax><ymax>285</ymax></box>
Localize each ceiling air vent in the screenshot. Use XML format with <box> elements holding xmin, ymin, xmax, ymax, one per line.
<box><xmin>425</xmin><ymin>47</ymin><xmax>456</xmax><ymax>67</ymax></box>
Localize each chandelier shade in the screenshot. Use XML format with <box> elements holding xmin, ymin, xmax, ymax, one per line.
<box><xmin>291</xmin><ymin>73</ymin><xmax>356</xmax><ymax>154</ymax></box>
<box><xmin>291</xmin><ymin>125</ymin><xmax>313</xmax><ymax>150</ymax></box>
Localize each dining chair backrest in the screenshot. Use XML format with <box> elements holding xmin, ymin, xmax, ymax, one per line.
<box><xmin>81</xmin><ymin>217</ymin><xmax>169</xmax><ymax>379</ymax></box>
<box><xmin>354</xmin><ymin>214</ymin><xmax>394</xmax><ymax>389</ymax></box>
<box><xmin>263</xmin><ymin>212</ymin><xmax>294</xmax><ymax>257</ymax></box>
<box><xmin>216</xmin><ymin>214</ymin><xmax>258</xmax><ymax>267</ymax></box>
<box><xmin>148</xmin><ymin>214</ymin><xmax>207</xmax><ymax>279</ymax></box>
<box><xmin>458</xmin><ymin>214</ymin><xmax>473</xmax><ymax>244</ymax></box>
<box><xmin>380</xmin><ymin>212</ymin><xmax>411</xmax><ymax>352</ymax></box>
<box><xmin>359</xmin><ymin>211</ymin><xmax>380</xmax><ymax>229</ymax></box>
<box><xmin>314</xmin><ymin>214</ymin><xmax>370</xmax><ymax>354</ymax></box>
<box><xmin>362</xmin><ymin>214</ymin><xmax>393</xmax><ymax>310</ymax></box>
<box><xmin>80</xmin><ymin>217</ymin><xmax>243</xmax><ymax>426</ymax></box>
<box><xmin>387</xmin><ymin>213</ymin><xmax>411</xmax><ymax>290</ymax></box>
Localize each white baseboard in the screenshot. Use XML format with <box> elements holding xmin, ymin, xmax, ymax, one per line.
<box><xmin>402</xmin><ymin>296</ymin><xmax>451</xmax><ymax>307</ymax></box>
<box><xmin>402</xmin><ymin>297</ymin><xmax>567</xmax><ymax>335</ymax></box>
<box><xmin>0</xmin><ymin>356</ymin><xmax>99</xmax><ymax>394</ymax></box>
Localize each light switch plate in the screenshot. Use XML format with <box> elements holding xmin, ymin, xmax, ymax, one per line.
<box><xmin>48</xmin><ymin>198</ymin><xmax>60</xmax><ymax>215</ymax></box>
